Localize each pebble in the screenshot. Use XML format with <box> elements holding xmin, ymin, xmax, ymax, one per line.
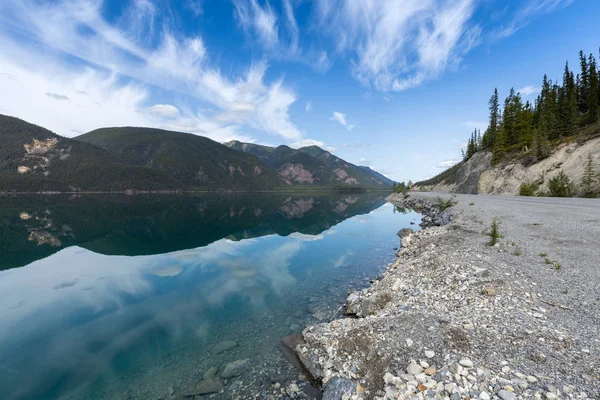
<box><xmin>407</xmin><ymin>360</ymin><xmax>423</xmax><ymax>375</ymax></box>
<box><xmin>498</xmin><ymin>389</ymin><xmax>517</xmax><ymax>400</ymax></box>
<box><xmin>459</xmin><ymin>359</ymin><xmax>474</xmax><ymax>368</ymax></box>
<box><xmin>527</xmin><ymin>375</ymin><xmax>538</xmax><ymax>383</ymax></box>
<box><xmin>425</xmin><ymin>350</ymin><xmax>435</xmax><ymax>358</ymax></box>
<box><xmin>405</xmin><ymin>338</ymin><xmax>414</xmax><ymax>347</ymax></box>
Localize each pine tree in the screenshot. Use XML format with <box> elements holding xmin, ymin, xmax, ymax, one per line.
<box><xmin>558</xmin><ymin>63</ymin><xmax>578</xmax><ymax>137</ymax></box>
<box><xmin>581</xmin><ymin>153</ymin><xmax>598</xmax><ymax>198</ymax></box>
<box><xmin>492</xmin><ymin>126</ymin><xmax>506</xmax><ymax>164</ymax></box>
<box><xmin>587</xmin><ymin>54</ymin><xmax>599</xmax><ymax>123</ymax></box>
<box><xmin>578</xmin><ymin>50</ymin><xmax>589</xmax><ymax>114</ymax></box>
<box><xmin>482</xmin><ymin>88</ymin><xmax>500</xmax><ymax>149</ymax></box>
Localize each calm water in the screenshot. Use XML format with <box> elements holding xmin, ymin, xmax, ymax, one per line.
<box><xmin>0</xmin><ymin>193</ymin><xmax>419</xmax><ymax>400</ymax></box>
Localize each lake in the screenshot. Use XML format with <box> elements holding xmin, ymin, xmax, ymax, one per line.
<box><xmin>0</xmin><ymin>193</ymin><xmax>420</xmax><ymax>400</ymax></box>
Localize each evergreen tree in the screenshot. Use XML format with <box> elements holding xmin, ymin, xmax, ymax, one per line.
<box><xmin>587</xmin><ymin>54</ymin><xmax>599</xmax><ymax>123</ymax></box>
<box><xmin>578</xmin><ymin>50</ymin><xmax>589</xmax><ymax>114</ymax></box>
<box><xmin>581</xmin><ymin>153</ymin><xmax>598</xmax><ymax>198</ymax></box>
<box><xmin>558</xmin><ymin>63</ymin><xmax>578</xmax><ymax>137</ymax></box>
<box><xmin>482</xmin><ymin>88</ymin><xmax>500</xmax><ymax>149</ymax></box>
<box><xmin>492</xmin><ymin>126</ymin><xmax>506</xmax><ymax>164</ymax></box>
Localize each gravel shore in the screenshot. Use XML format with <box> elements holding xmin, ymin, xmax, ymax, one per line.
<box><xmin>293</xmin><ymin>192</ymin><xmax>600</xmax><ymax>400</ymax></box>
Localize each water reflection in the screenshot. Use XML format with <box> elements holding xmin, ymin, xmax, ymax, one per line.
<box><xmin>0</xmin><ymin>193</ymin><xmax>419</xmax><ymax>400</ymax></box>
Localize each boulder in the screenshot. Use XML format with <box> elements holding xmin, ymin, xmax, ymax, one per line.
<box><xmin>184</xmin><ymin>378</ymin><xmax>223</xmax><ymax>396</ymax></box>
<box><xmin>212</xmin><ymin>340</ymin><xmax>238</xmax><ymax>353</ymax></box>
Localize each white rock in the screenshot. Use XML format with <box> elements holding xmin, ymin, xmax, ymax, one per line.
<box><xmin>406</xmin><ymin>360</ymin><xmax>423</xmax><ymax>375</ymax></box>
<box><xmin>405</xmin><ymin>338</ymin><xmax>414</xmax><ymax>347</ymax></box>
<box><xmin>526</xmin><ymin>375</ymin><xmax>538</xmax><ymax>383</ymax></box>
<box><xmin>480</xmin><ymin>391</ymin><xmax>491</xmax><ymax>400</ymax></box>
<box><xmin>545</xmin><ymin>393</ymin><xmax>558</xmax><ymax>400</ymax></box>
<box><xmin>459</xmin><ymin>358</ymin><xmax>474</xmax><ymax>368</ymax></box>
<box><xmin>425</xmin><ymin>350</ymin><xmax>435</xmax><ymax>358</ymax></box>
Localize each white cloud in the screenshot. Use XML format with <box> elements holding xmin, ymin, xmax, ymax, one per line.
<box><xmin>436</xmin><ymin>160</ymin><xmax>459</xmax><ymax>169</ymax></box>
<box><xmin>290</xmin><ymin>138</ymin><xmax>335</xmax><ymax>151</ymax></box>
<box><xmin>0</xmin><ymin>0</ymin><xmax>305</xmax><ymax>144</ymax></box>
<box><xmin>355</xmin><ymin>157</ymin><xmax>371</xmax><ymax>166</ymax></box>
<box><xmin>330</xmin><ymin>111</ymin><xmax>354</xmax><ymax>131</ymax></box>
<box><xmin>147</xmin><ymin>104</ymin><xmax>180</xmax><ymax>118</ymax></box>
<box><xmin>315</xmin><ymin>0</ymin><xmax>479</xmax><ymax>92</ymax></box>
<box><xmin>495</xmin><ymin>0</ymin><xmax>574</xmax><ymax>38</ymax></box>
<box><xmin>517</xmin><ymin>85</ymin><xmax>539</xmax><ymax>97</ymax></box>
<box><xmin>305</xmin><ymin>101</ymin><xmax>311</xmax><ymax>112</ymax></box>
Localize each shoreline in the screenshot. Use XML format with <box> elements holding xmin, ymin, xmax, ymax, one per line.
<box><xmin>291</xmin><ymin>192</ymin><xmax>599</xmax><ymax>399</ymax></box>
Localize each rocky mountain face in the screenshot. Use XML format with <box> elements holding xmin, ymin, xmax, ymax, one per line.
<box><xmin>417</xmin><ymin>137</ymin><xmax>600</xmax><ymax>196</ymax></box>
<box><xmin>226</xmin><ymin>140</ymin><xmax>393</xmax><ymax>188</ymax></box>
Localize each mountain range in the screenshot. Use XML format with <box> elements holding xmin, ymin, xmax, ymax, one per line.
<box><xmin>0</xmin><ymin>115</ymin><xmax>393</xmax><ymax>192</ymax></box>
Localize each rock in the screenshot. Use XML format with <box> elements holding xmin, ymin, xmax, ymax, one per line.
<box><xmin>167</xmin><ymin>386</ymin><xmax>174</xmax><ymax>395</ymax></box>
<box><xmin>459</xmin><ymin>359</ymin><xmax>473</xmax><ymax>368</ymax></box>
<box><xmin>424</xmin><ymin>367</ymin><xmax>436</xmax><ymax>376</ymax></box>
<box><xmin>184</xmin><ymin>378</ymin><xmax>223</xmax><ymax>396</ymax></box>
<box><xmin>407</xmin><ymin>360</ymin><xmax>423</xmax><ymax>375</ymax></box>
<box><xmin>203</xmin><ymin>367</ymin><xmax>218</xmax><ymax>380</ymax></box>
<box><xmin>449</xmin><ymin>362</ymin><xmax>463</xmax><ymax>375</ymax></box>
<box><xmin>498</xmin><ymin>389</ymin><xmax>517</xmax><ymax>400</ymax></box>
<box><xmin>296</xmin><ymin>348</ymin><xmax>324</xmax><ymax>384</ymax></box>
<box><xmin>424</xmin><ymin>350</ymin><xmax>435</xmax><ymax>358</ymax></box>
<box><xmin>221</xmin><ymin>359</ymin><xmax>248</xmax><ymax>379</ymax></box>
<box><xmin>526</xmin><ymin>375</ymin><xmax>538</xmax><ymax>383</ymax></box>
<box><xmin>323</xmin><ymin>378</ymin><xmax>355</xmax><ymax>400</ymax></box>
<box><xmin>480</xmin><ymin>391</ymin><xmax>491</xmax><ymax>400</ymax></box>
<box><xmin>471</xmin><ymin>266</ymin><xmax>490</xmax><ymax>278</ymax></box>
<box><xmin>405</xmin><ymin>338</ymin><xmax>414</xmax><ymax>347</ymax></box>
<box><xmin>212</xmin><ymin>340</ymin><xmax>238</xmax><ymax>353</ymax></box>
<box><xmin>401</xmin><ymin>236</ymin><xmax>412</xmax><ymax>248</ymax></box>
<box><xmin>545</xmin><ymin>393</ymin><xmax>558</xmax><ymax>400</ymax></box>
<box><xmin>482</xmin><ymin>287</ymin><xmax>496</xmax><ymax>296</ymax></box>
<box><xmin>397</xmin><ymin>228</ymin><xmax>414</xmax><ymax>238</ymax></box>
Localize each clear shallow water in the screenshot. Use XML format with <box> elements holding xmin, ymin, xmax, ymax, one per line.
<box><xmin>0</xmin><ymin>193</ymin><xmax>420</xmax><ymax>400</ymax></box>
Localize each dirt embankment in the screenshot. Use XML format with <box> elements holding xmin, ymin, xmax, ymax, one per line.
<box><xmin>418</xmin><ymin>137</ymin><xmax>600</xmax><ymax>196</ymax></box>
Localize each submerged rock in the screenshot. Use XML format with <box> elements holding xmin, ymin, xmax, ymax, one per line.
<box><xmin>184</xmin><ymin>378</ymin><xmax>223</xmax><ymax>396</ymax></box>
<box><xmin>212</xmin><ymin>340</ymin><xmax>238</xmax><ymax>353</ymax></box>
<box><xmin>222</xmin><ymin>359</ymin><xmax>248</xmax><ymax>379</ymax></box>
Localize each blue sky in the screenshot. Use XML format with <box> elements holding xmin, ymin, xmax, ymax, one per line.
<box><xmin>0</xmin><ymin>0</ymin><xmax>598</xmax><ymax>181</ymax></box>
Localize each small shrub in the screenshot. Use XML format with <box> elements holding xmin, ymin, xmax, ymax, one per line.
<box><xmin>539</xmin><ymin>252</ymin><xmax>547</xmax><ymax>257</ymax></box>
<box><xmin>548</xmin><ymin>171</ymin><xmax>574</xmax><ymax>197</ymax></box>
<box><xmin>513</xmin><ymin>248</ymin><xmax>521</xmax><ymax>256</ymax></box>
<box><xmin>469</xmin><ymin>202</ymin><xmax>475</xmax><ymax>206</ymax></box>
<box><xmin>484</xmin><ymin>217</ymin><xmax>503</xmax><ymax>246</ymax></box>
<box><xmin>553</xmin><ymin>261</ymin><xmax>561</xmax><ymax>270</ymax></box>
<box><xmin>519</xmin><ymin>182</ymin><xmax>538</xmax><ymax>196</ymax></box>
<box><xmin>436</xmin><ymin>196</ymin><xmax>458</xmax><ymax>212</ymax></box>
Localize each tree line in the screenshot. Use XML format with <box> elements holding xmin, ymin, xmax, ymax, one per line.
<box><xmin>463</xmin><ymin>48</ymin><xmax>600</xmax><ymax>164</ymax></box>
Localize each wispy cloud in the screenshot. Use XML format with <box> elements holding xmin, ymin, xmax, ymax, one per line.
<box><xmin>0</xmin><ymin>0</ymin><xmax>311</xmax><ymax>144</ymax></box>
<box><xmin>517</xmin><ymin>85</ymin><xmax>540</xmax><ymax>97</ymax></box>
<box><xmin>315</xmin><ymin>0</ymin><xmax>479</xmax><ymax>92</ymax></box>
<box><xmin>330</xmin><ymin>111</ymin><xmax>354</xmax><ymax>131</ymax></box>
<box><xmin>305</xmin><ymin>101</ymin><xmax>311</xmax><ymax>112</ymax></box>
<box><xmin>495</xmin><ymin>0</ymin><xmax>574</xmax><ymax>38</ymax></box>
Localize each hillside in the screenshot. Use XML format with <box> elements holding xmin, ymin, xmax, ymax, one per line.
<box><xmin>226</xmin><ymin>140</ymin><xmax>393</xmax><ymax>188</ymax></box>
<box><xmin>76</xmin><ymin>127</ymin><xmax>286</xmax><ymax>190</ymax></box>
<box><xmin>0</xmin><ymin>115</ymin><xmax>177</xmax><ymax>192</ymax></box>
<box><xmin>415</xmin><ymin>47</ymin><xmax>600</xmax><ymax>198</ymax></box>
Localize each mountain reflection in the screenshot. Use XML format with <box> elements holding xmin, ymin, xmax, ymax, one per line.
<box><xmin>0</xmin><ymin>192</ymin><xmax>387</xmax><ymax>271</ymax></box>
<box><xmin>0</xmin><ymin>192</ymin><xmax>410</xmax><ymax>400</ymax></box>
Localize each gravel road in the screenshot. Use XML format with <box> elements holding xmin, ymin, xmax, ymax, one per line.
<box><xmin>417</xmin><ymin>191</ymin><xmax>600</xmax><ymax>348</ymax></box>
